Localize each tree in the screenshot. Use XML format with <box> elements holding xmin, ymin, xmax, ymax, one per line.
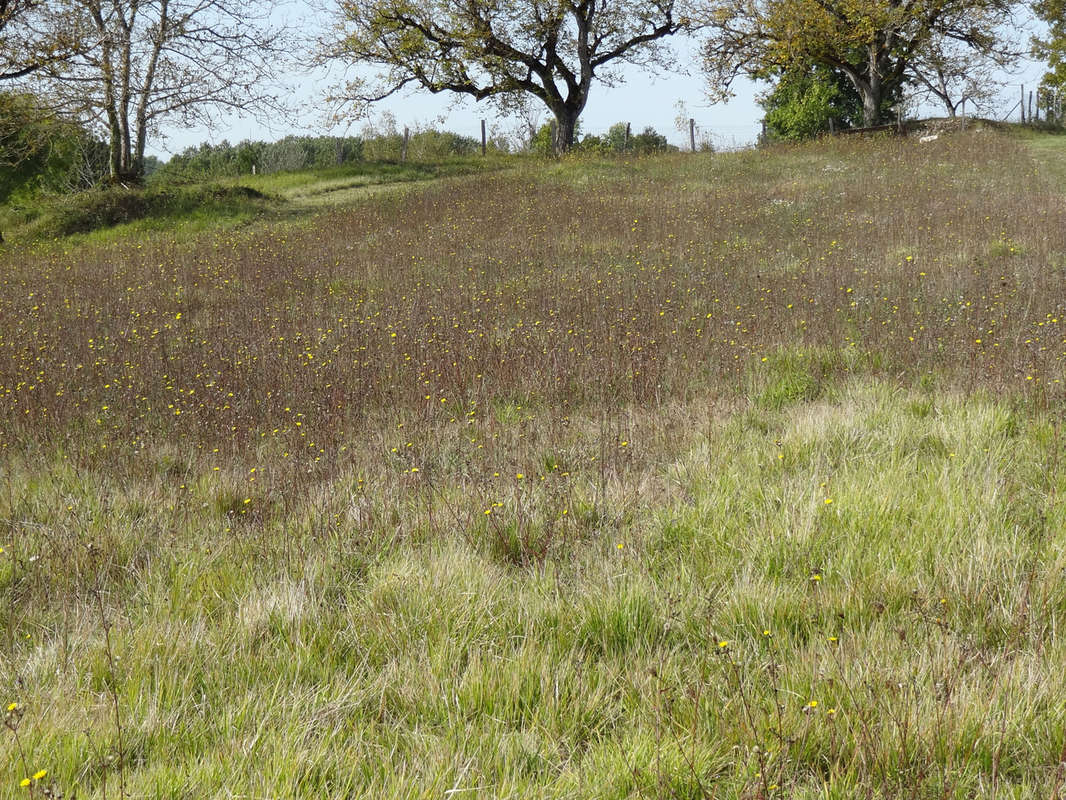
<box><xmin>324</xmin><ymin>0</ymin><xmax>694</xmax><ymax>153</ymax></box>
<box><xmin>1</xmin><ymin>0</ymin><xmax>85</xmax><ymax>81</ymax></box>
<box><xmin>26</xmin><ymin>0</ymin><xmax>292</xmax><ymax>182</ymax></box>
<box><xmin>701</xmin><ymin>0</ymin><xmax>1019</xmax><ymax>127</ymax></box>
<box><xmin>1033</xmin><ymin>0</ymin><xmax>1066</xmax><ymax>99</ymax></box>
<box><xmin>909</xmin><ymin>32</ymin><xmax>1013</xmax><ymax>116</ymax></box>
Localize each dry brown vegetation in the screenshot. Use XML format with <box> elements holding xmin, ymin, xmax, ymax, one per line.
<box><xmin>2</xmin><ymin>130</ymin><xmax>1066</xmax><ymax>798</ymax></box>
<box><xmin>3</xmin><ymin>133</ymin><xmax>1063</xmax><ymax>457</ymax></box>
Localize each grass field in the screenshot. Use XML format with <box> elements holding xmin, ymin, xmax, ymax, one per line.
<box><xmin>2</xmin><ymin>128</ymin><xmax>1066</xmax><ymax>798</ymax></box>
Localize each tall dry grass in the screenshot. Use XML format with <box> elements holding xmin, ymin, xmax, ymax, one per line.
<box><xmin>1</xmin><ymin>130</ymin><xmax>1066</xmax><ymax>798</ymax></box>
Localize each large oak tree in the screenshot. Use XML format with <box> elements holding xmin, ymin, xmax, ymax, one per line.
<box><xmin>701</xmin><ymin>0</ymin><xmax>1019</xmax><ymax>126</ymax></box>
<box><xmin>325</xmin><ymin>0</ymin><xmax>695</xmax><ymax>152</ymax></box>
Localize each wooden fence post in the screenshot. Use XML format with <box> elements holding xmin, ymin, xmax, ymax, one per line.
<box><xmin>481</xmin><ymin>119</ymin><xmax>487</xmax><ymax>156</ymax></box>
<box><xmin>624</xmin><ymin>122</ymin><xmax>630</xmax><ymax>152</ymax></box>
<box><xmin>402</xmin><ymin>126</ymin><xmax>409</xmax><ymax>161</ymax></box>
<box><xmin>689</xmin><ymin>118</ymin><xmax>696</xmax><ymax>152</ymax></box>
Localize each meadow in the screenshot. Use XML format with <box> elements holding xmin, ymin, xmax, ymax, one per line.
<box><xmin>2</xmin><ymin>128</ymin><xmax>1066</xmax><ymax>798</ymax></box>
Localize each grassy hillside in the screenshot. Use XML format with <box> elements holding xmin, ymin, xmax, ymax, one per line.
<box><xmin>1</xmin><ymin>130</ymin><xmax>1066</xmax><ymax>798</ymax></box>
<box><xmin>0</xmin><ymin>156</ymin><xmax>512</xmax><ymax>245</ymax></box>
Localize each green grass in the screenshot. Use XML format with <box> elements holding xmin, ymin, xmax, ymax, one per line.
<box><xmin>1020</xmin><ymin>126</ymin><xmax>1066</xmax><ymax>187</ymax></box>
<box><xmin>2</xmin><ymin>128</ymin><xmax>1066</xmax><ymax>798</ymax></box>
<box><xmin>0</xmin><ymin>155</ymin><xmax>515</xmax><ymax>247</ymax></box>
<box><xmin>237</xmin><ymin>156</ymin><xmax>515</xmax><ymax>203</ymax></box>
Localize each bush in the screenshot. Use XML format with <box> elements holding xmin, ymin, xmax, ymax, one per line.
<box><xmin>760</xmin><ymin>65</ymin><xmax>868</xmax><ymax>140</ymax></box>
<box><xmin>576</xmin><ymin>123</ymin><xmax>675</xmax><ymax>155</ymax></box>
<box><xmin>156</xmin><ymin>136</ymin><xmax>366</xmax><ymax>181</ymax></box>
<box><xmin>760</xmin><ymin>63</ymin><xmax>899</xmax><ymax>140</ymax></box>
<box><xmin>629</xmin><ymin>126</ymin><xmax>673</xmax><ymax>154</ymax></box>
<box><xmin>51</xmin><ymin>187</ymin><xmax>151</xmax><ymax>233</ymax></box>
<box><xmin>530</xmin><ymin>123</ymin><xmax>556</xmax><ymax>155</ymax></box>
<box><xmin>1</xmin><ymin>93</ymin><xmax>108</xmax><ymax>203</ymax></box>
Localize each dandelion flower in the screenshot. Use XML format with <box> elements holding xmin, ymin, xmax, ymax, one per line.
<box><xmin>32</xmin><ymin>770</ymin><xmax>46</xmax><ymax>781</ymax></box>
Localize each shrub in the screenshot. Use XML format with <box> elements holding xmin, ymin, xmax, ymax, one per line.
<box><xmin>759</xmin><ymin>64</ymin><xmax>888</xmax><ymax>140</ymax></box>
<box><xmin>35</xmin><ymin>184</ymin><xmax>272</xmax><ymax>236</ymax></box>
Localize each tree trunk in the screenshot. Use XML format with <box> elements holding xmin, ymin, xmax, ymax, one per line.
<box><xmin>552</xmin><ymin>106</ymin><xmax>580</xmax><ymax>153</ymax></box>
<box><xmin>107</xmin><ymin>113</ymin><xmax>121</xmax><ymax>178</ymax></box>
<box><xmin>856</xmin><ymin>40</ymin><xmax>898</xmax><ymax>127</ymax></box>
<box><xmin>860</xmin><ymin>92</ymin><xmax>876</xmax><ymax>126</ymax></box>
<box><xmin>863</xmin><ymin>52</ymin><xmax>882</xmax><ymax>127</ymax></box>
<box><xmin>840</xmin><ymin>64</ymin><xmax>883</xmax><ymax>128</ymax></box>
<box><xmin>117</xmin><ymin>16</ymin><xmax>134</xmax><ymax>179</ymax></box>
<box><xmin>131</xmin><ymin>0</ymin><xmax>166</xmax><ymax>183</ymax></box>
<box><xmin>99</xmin><ymin>30</ymin><xmax>123</xmax><ymax>178</ymax></box>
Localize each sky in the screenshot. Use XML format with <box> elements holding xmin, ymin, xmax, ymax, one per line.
<box><xmin>148</xmin><ymin>38</ymin><xmax>766</xmax><ymax>159</ymax></box>
<box><xmin>147</xmin><ymin>9</ymin><xmax>1050</xmax><ymax>160</ymax></box>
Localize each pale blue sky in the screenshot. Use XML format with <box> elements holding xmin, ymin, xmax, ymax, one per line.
<box><xmin>148</xmin><ymin>15</ymin><xmax>1049</xmax><ymax>159</ymax></box>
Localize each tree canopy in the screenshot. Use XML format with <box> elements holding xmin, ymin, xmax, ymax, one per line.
<box><xmin>326</xmin><ymin>0</ymin><xmax>695</xmax><ymax>152</ymax></box>
<box><xmin>1033</xmin><ymin>0</ymin><xmax>1066</xmax><ymax>96</ymax></box>
<box><xmin>702</xmin><ymin>0</ymin><xmax>1019</xmax><ymax>127</ymax></box>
